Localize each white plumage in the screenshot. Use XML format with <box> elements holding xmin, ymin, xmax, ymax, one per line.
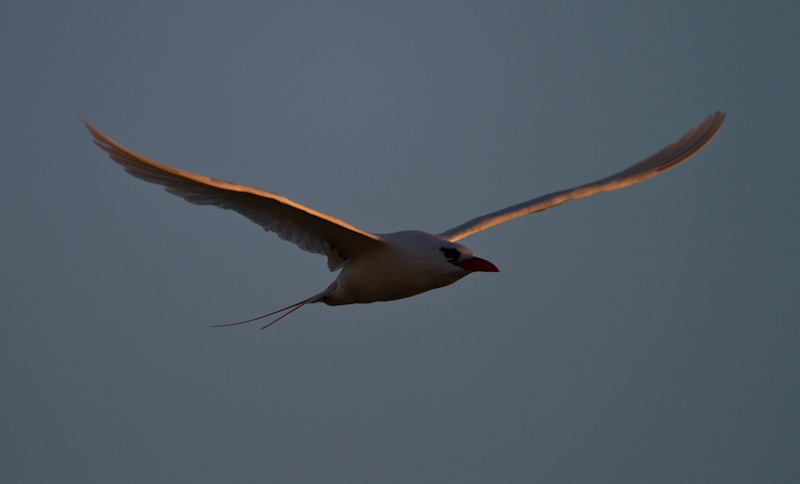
<box><xmin>86</xmin><ymin>112</ymin><xmax>725</xmax><ymax>327</ymax></box>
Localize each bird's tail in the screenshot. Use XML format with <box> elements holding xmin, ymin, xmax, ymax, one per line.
<box><xmin>210</xmin><ymin>284</ymin><xmax>333</xmax><ymax>330</ymax></box>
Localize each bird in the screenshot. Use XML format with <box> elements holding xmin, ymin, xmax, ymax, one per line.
<box><xmin>85</xmin><ymin>112</ymin><xmax>725</xmax><ymax>328</ymax></box>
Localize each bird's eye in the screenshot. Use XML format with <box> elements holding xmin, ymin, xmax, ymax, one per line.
<box><xmin>439</xmin><ymin>247</ymin><xmax>460</xmax><ymax>263</ymax></box>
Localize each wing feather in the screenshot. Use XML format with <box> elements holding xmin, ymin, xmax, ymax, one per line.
<box><xmin>85</xmin><ymin>121</ymin><xmax>384</xmax><ymax>270</ymax></box>
<box><xmin>439</xmin><ymin>112</ymin><xmax>726</xmax><ymax>242</ymax></box>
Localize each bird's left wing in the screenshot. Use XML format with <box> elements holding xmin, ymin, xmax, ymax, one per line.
<box><xmin>85</xmin><ymin>121</ymin><xmax>384</xmax><ymax>270</ymax></box>
<box><xmin>439</xmin><ymin>112</ymin><xmax>725</xmax><ymax>242</ymax></box>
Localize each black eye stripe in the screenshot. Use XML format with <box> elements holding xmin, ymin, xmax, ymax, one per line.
<box><xmin>439</xmin><ymin>247</ymin><xmax>460</xmax><ymax>262</ymax></box>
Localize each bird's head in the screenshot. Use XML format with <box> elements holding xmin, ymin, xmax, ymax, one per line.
<box><xmin>377</xmin><ymin>231</ymin><xmax>499</xmax><ymax>292</ymax></box>
<box><xmin>438</xmin><ymin>245</ymin><xmax>499</xmax><ymax>273</ymax></box>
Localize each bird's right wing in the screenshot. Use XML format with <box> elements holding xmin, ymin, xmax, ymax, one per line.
<box><xmin>439</xmin><ymin>112</ymin><xmax>726</xmax><ymax>242</ymax></box>
<box><xmin>86</xmin><ymin>121</ymin><xmax>384</xmax><ymax>271</ymax></box>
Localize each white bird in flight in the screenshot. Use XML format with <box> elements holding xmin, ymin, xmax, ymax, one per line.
<box><xmin>85</xmin><ymin>112</ymin><xmax>725</xmax><ymax>328</ymax></box>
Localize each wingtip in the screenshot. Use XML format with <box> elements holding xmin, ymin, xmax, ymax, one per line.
<box><xmin>81</xmin><ymin>118</ymin><xmax>118</xmax><ymax>152</ymax></box>
<box><xmin>79</xmin><ymin>115</ymin><xmax>102</xmax><ymax>140</ymax></box>
<box><xmin>76</xmin><ymin>113</ymin><xmax>93</xmax><ymax>130</ymax></box>
<box><xmin>709</xmin><ymin>111</ymin><xmax>727</xmax><ymax>130</ymax></box>
<box><xmin>701</xmin><ymin>110</ymin><xmax>727</xmax><ymax>143</ymax></box>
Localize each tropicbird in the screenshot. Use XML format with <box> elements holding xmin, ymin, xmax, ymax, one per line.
<box><xmin>85</xmin><ymin>112</ymin><xmax>725</xmax><ymax>327</ymax></box>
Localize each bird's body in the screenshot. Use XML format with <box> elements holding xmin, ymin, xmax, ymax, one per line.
<box><xmin>85</xmin><ymin>112</ymin><xmax>725</xmax><ymax>327</ymax></box>
<box><xmin>321</xmin><ymin>231</ymin><xmax>495</xmax><ymax>306</ymax></box>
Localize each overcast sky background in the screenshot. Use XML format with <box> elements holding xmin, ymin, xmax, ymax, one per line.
<box><xmin>2</xmin><ymin>1</ymin><xmax>798</xmax><ymax>483</ymax></box>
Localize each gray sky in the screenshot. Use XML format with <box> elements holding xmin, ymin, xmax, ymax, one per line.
<box><xmin>2</xmin><ymin>1</ymin><xmax>798</xmax><ymax>483</ymax></box>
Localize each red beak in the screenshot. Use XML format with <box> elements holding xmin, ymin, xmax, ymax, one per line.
<box><xmin>455</xmin><ymin>257</ymin><xmax>499</xmax><ymax>273</ymax></box>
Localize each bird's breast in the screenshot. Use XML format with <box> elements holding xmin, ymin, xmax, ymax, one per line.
<box><xmin>321</xmin><ymin>247</ymin><xmax>466</xmax><ymax>306</ymax></box>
